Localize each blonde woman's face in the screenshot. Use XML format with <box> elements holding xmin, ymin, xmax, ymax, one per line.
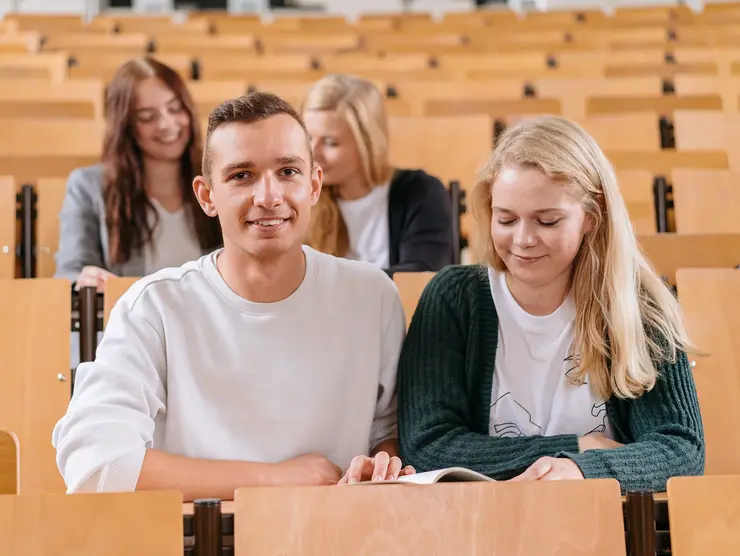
<box><xmin>304</xmin><ymin>110</ymin><xmax>364</xmax><ymax>190</ymax></box>
<box><xmin>491</xmin><ymin>165</ymin><xmax>590</xmax><ymax>288</ymax></box>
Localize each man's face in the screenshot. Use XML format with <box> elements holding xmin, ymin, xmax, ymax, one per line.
<box><xmin>194</xmin><ymin>114</ymin><xmax>322</xmax><ymax>260</ymax></box>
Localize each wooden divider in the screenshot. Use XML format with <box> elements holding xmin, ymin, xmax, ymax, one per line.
<box><xmin>35</xmin><ymin>178</ymin><xmax>68</xmax><ymax>278</ymax></box>
<box><xmin>667</xmin><ymin>475</ymin><xmax>740</xmax><ymax>555</ymax></box>
<box><xmin>671</xmin><ymin>170</ymin><xmax>740</xmax><ymax>233</ymax></box>
<box><xmin>0</xmin><ymin>279</ymin><xmax>70</xmax><ymax>494</ymax></box>
<box><xmin>677</xmin><ymin>268</ymin><xmax>740</xmax><ymax>475</ymax></box>
<box><xmin>104</xmin><ymin>277</ymin><xmax>140</xmax><ymax>326</ymax></box>
<box><xmin>0</xmin><ymin>430</ymin><xmax>17</xmax><ymax>495</ymax></box>
<box><xmin>0</xmin><ymin>176</ymin><xmax>15</xmax><ymax>279</ymax></box>
<box><xmin>393</xmin><ymin>272</ymin><xmax>435</xmax><ymax>328</ymax></box>
<box><xmin>234</xmin><ymin>480</ymin><xmax>627</xmax><ymax>555</ymax></box>
<box><xmin>0</xmin><ymin>491</ymin><xmax>183</xmax><ymax>555</ymax></box>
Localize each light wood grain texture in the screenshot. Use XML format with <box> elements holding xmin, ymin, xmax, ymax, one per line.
<box><xmin>617</xmin><ymin>170</ymin><xmax>656</xmax><ymax>233</ymax></box>
<box><xmin>638</xmin><ymin>233</ymin><xmax>740</xmax><ymax>285</ymax></box>
<box><xmin>0</xmin><ymin>53</ymin><xmax>68</xmax><ymax>82</ymax></box>
<box><xmin>0</xmin><ymin>490</ymin><xmax>183</xmax><ymax>555</ymax></box>
<box><xmin>579</xmin><ymin>113</ymin><xmax>661</xmax><ymax>151</ymax></box>
<box><xmin>674</xmin><ymin>111</ymin><xmax>740</xmax><ymax>171</ymax></box>
<box><xmin>104</xmin><ymin>277</ymin><xmax>141</xmax><ymax>327</ymax></box>
<box><xmin>426</xmin><ymin>97</ymin><xmax>561</xmax><ymax>119</ymax></box>
<box><xmin>0</xmin><ymin>430</ymin><xmax>18</xmax><ymax>495</ymax></box>
<box><xmin>234</xmin><ymin>480</ymin><xmax>626</xmax><ymax>556</ymax></box>
<box><xmin>0</xmin><ymin>78</ymin><xmax>104</xmax><ymax>119</ymax></box>
<box><xmin>586</xmin><ymin>94</ymin><xmax>722</xmax><ymax>116</ymax></box>
<box><xmin>0</xmin><ymin>279</ymin><xmax>71</xmax><ymax>494</ymax></box>
<box><xmin>0</xmin><ymin>176</ymin><xmax>15</xmax><ymax>280</ymax></box>
<box><xmin>677</xmin><ymin>269</ymin><xmax>740</xmax><ymax>474</ymax></box>
<box><xmin>35</xmin><ymin>179</ymin><xmax>68</xmax><ymax>278</ymax></box>
<box><xmin>0</xmin><ymin>119</ymin><xmax>103</xmax><ymax>157</ymax></box>
<box><xmin>671</xmin><ymin>170</ymin><xmax>740</xmax><ymax>234</ymax></box>
<box><xmin>667</xmin><ymin>475</ymin><xmax>740</xmax><ymax>555</ymax></box>
<box><xmin>393</xmin><ymin>272</ymin><xmax>435</xmax><ymax>329</ymax></box>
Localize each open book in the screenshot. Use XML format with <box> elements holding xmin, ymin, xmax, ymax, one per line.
<box><xmin>356</xmin><ymin>467</ymin><xmax>496</xmax><ymax>485</ymax></box>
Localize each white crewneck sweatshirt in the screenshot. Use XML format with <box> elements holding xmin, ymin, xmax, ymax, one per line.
<box><xmin>52</xmin><ymin>246</ymin><xmax>405</xmax><ymax>493</ymax></box>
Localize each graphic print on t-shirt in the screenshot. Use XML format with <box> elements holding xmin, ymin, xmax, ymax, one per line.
<box><xmin>490</xmin><ymin>392</ymin><xmax>543</xmax><ymax>437</ymax></box>
<box><xmin>587</xmin><ymin>402</ymin><xmax>609</xmax><ymax>434</ymax></box>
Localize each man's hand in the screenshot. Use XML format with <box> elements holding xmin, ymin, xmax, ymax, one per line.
<box><xmin>579</xmin><ymin>433</ymin><xmax>625</xmax><ymax>452</ymax></box>
<box><xmin>272</xmin><ymin>453</ymin><xmax>343</xmax><ymax>486</ymax></box>
<box><xmin>76</xmin><ymin>266</ymin><xmax>116</xmax><ymax>292</ymax></box>
<box><xmin>509</xmin><ymin>457</ymin><xmax>584</xmax><ymax>482</ymax></box>
<box><xmin>338</xmin><ymin>451</ymin><xmax>416</xmax><ymax>484</ymax></box>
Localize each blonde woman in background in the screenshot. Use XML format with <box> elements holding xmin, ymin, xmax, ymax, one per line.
<box><xmin>396</xmin><ymin>115</ymin><xmax>704</xmax><ymax>492</ymax></box>
<box><xmin>302</xmin><ymin>74</ymin><xmax>453</xmax><ymax>277</ymax></box>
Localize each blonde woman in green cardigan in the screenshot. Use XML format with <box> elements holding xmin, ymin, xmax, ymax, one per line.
<box><xmin>397</xmin><ymin>115</ymin><xmax>704</xmax><ymax>492</ymax></box>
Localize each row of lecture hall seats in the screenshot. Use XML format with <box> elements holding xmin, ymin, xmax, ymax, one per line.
<box><xmin>2</xmin><ymin>3</ymin><xmax>740</xmax><ymax>554</ymax></box>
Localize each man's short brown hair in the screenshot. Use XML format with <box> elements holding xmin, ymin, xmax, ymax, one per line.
<box><xmin>202</xmin><ymin>92</ymin><xmax>313</xmax><ymax>179</ymax></box>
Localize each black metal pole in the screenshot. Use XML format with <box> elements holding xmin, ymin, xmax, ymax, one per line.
<box><xmin>194</xmin><ymin>498</ymin><xmax>222</xmax><ymax>556</ymax></box>
<box><xmin>653</xmin><ymin>177</ymin><xmax>669</xmax><ymax>233</ymax></box>
<box><xmin>20</xmin><ymin>184</ymin><xmax>35</xmax><ymax>278</ymax></box>
<box><xmin>79</xmin><ymin>286</ymin><xmax>98</xmax><ymax>364</ymax></box>
<box><xmin>450</xmin><ymin>181</ymin><xmax>462</xmax><ymax>265</ymax></box>
<box><xmin>625</xmin><ymin>491</ymin><xmax>655</xmax><ymax>556</ymax></box>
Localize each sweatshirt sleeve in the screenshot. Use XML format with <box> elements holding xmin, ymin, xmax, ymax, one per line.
<box><xmin>369</xmin><ymin>277</ymin><xmax>406</xmax><ymax>451</ymax></box>
<box><xmin>562</xmin><ymin>350</ymin><xmax>705</xmax><ymax>492</ymax></box>
<box><xmin>51</xmin><ymin>293</ymin><xmax>167</xmax><ymax>493</ymax></box>
<box><xmin>398</xmin><ymin>268</ymin><xmax>581</xmax><ymax>478</ymax></box>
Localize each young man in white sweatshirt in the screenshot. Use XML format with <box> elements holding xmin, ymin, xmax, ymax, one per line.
<box><xmin>52</xmin><ymin>92</ymin><xmax>413</xmax><ymax>501</ymax></box>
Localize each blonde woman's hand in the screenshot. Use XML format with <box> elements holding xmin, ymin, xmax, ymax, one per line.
<box><xmin>76</xmin><ymin>266</ymin><xmax>116</xmax><ymax>293</ymax></box>
<box><xmin>579</xmin><ymin>433</ymin><xmax>625</xmax><ymax>452</ymax></box>
<box><xmin>509</xmin><ymin>457</ymin><xmax>584</xmax><ymax>482</ymax></box>
<box><xmin>338</xmin><ymin>451</ymin><xmax>416</xmax><ymax>484</ymax></box>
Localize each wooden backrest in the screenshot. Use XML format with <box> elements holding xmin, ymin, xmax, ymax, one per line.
<box><xmin>42</xmin><ymin>33</ymin><xmax>150</xmax><ymax>55</ymax></box>
<box><xmin>0</xmin><ymin>491</ymin><xmax>183</xmax><ymax>555</ymax></box>
<box><xmin>0</xmin><ymin>176</ymin><xmax>15</xmax><ymax>280</ymax></box>
<box><xmin>393</xmin><ymin>272</ymin><xmax>435</xmax><ymax>328</ymax></box>
<box><xmin>35</xmin><ymin>179</ymin><xmax>68</xmax><ymax>278</ymax></box>
<box><xmin>187</xmin><ymin>80</ymin><xmax>248</xmax><ymax>118</ymax></box>
<box><xmin>673</xmin><ymin>111</ymin><xmax>740</xmax><ymax>170</ymax></box>
<box><xmin>234</xmin><ymin>480</ymin><xmax>626</xmax><ymax>555</ymax></box>
<box><xmin>0</xmin><ymin>78</ymin><xmax>104</xmax><ymax>119</ymax></box>
<box><xmin>0</xmin><ymin>53</ymin><xmax>68</xmax><ymax>81</ymax></box>
<box><xmin>676</xmin><ymin>268</ymin><xmax>740</xmax><ymax>474</ymax></box>
<box><xmin>104</xmin><ymin>277</ymin><xmax>140</xmax><ymax>326</ymax></box>
<box><xmin>579</xmin><ymin>113</ymin><xmax>661</xmax><ymax>151</ymax></box>
<box><xmin>388</xmin><ymin>115</ymin><xmax>492</xmax><ymax>191</ymax></box>
<box><xmin>0</xmin><ymin>279</ymin><xmax>70</xmax><ymax>493</ymax></box>
<box><xmin>667</xmin><ymin>475</ymin><xmax>740</xmax><ymax>555</ymax></box>
<box><xmin>198</xmin><ymin>53</ymin><xmax>317</xmax><ymax>80</ymax></box>
<box><xmin>637</xmin><ymin>233</ymin><xmax>740</xmax><ymax>285</ymax></box>
<box><xmin>586</xmin><ymin>94</ymin><xmax>723</xmax><ymax>116</ymax></box>
<box><xmin>0</xmin><ymin>430</ymin><xmax>18</xmax><ymax>495</ymax></box>
<box><xmin>0</xmin><ymin>119</ymin><xmax>102</xmax><ymax>183</ymax></box>
<box><xmin>0</xmin><ymin>32</ymin><xmax>41</xmax><ymax>54</ymax></box>
<box><xmin>69</xmin><ymin>53</ymin><xmax>192</xmax><ymax>81</ymax></box>
<box><xmin>617</xmin><ymin>170</ymin><xmax>656</xmax><ymax>234</ymax></box>
<box><xmin>671</xmin><ymin>170</ymin><xmax>740</xmax><ymax>233</ymax></box>
<box><xmin>425</xmin><ymin>97</ymin><xmax>561</xmax><ymax>119</ymax></box>
<box><xmin>156</xmin><ymin>35</ymin><xmax>257</xmax><ymax>56</ymax></box>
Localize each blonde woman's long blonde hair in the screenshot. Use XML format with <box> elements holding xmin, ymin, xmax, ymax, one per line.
<box><xmin>301</xmin><ymin>74</ymin><xmax>394</xmax><ymax>257</ymax></box>
<box><xmin>472</xmin><ymin>115</ymin><xmax>693</xmax><ymax>400</ymax></box>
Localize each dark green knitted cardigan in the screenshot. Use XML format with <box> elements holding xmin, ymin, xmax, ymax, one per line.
<box><xmin>397</xmin><ymin>265</ymin><xmax>705</xmax><ymax>492</ymax></box>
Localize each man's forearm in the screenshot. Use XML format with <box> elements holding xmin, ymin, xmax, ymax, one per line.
<box><xmin>136</xmin><ymin>449</ymin><xmax>277</xmax><ymax>502</ymax></box>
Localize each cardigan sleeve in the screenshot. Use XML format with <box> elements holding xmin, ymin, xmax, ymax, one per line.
<box><xmin>562</xmin><ymin>350</ymin><xmax>705</xmax><ymax>492</ymax></box>
<box><xmin>385</xmin><ymin>171</ymin><xmax>453</xmax><ymax>277</ymax></box>
<box><xmin>397</xmin><ymin>268</ymin><xmax>581</xmax><ymax>479</ymax></box>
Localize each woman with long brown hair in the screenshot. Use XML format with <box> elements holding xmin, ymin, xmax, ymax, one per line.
<box><xmin>302</xmin><ymin>74</ymin><xmax>453</xmax><ymax>277</ymax></box>
<box><xmin>55</xmin><ymin>57</ymin><xmax>222</xmax><ymax>290</ymax></box>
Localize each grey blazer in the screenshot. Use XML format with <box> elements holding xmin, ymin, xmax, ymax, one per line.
<box><xmin>54</xmin><ymin>165</ymin><xmax>210</xmax><ymax>281</ymax></box>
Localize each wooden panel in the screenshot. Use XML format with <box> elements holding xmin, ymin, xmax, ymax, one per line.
<box><xmin>0</xmin><ymin>430</ymin><xmax>18</xmax><ymax>495</ymax></box>
<box><xmin>393</xmin><ymin>272</ymin><xmax>435</xmax><ymax>328</ymax></box>
<box><xmin>36</xmin><ymin>179</ymin><xmax>68</xmax><ymax>278</ymax></box>
<box><xmin>104</xmin><ymin>277</ymin><xmax>140</xmax><ymax>326</ymax></box>
<box><xmin>188</xmin><ymin>80</ymin><xmax>248</xmax><ymax>118</ymax></box>
<box><xmin>0</xmin><ymin>102</ymin><xmax>95</xmax><ymax>119</ymax></box>
<box><xmin>672</xmin><ymin>170</ymin><xmax>740</xmax><ymax>233</ymax></box>
<box><xmin>579</xmin><ymin>113</ymin><xmax>661</xmax><ymax>151</ymax></box>
<box><xmin>235</xmin><ymin>480</ymin><xmax>626</xmax><ymax>555</ymax></box>
<box><xmin>677</xmin><ymin>269</ymin><xmax>740</xmax><ymax>474</ymax></box>
<box><xmin>261</xmin><ymin>33</ymin><xmax>361</xmax><ymax>55</ymax></box>
<box><xmin>637</xmin><ymin>233</ymin><xmax>740</xmax><ymax>285</ymax></box>
<box><xmin>198</xmin><ymin>53</ymin><xmax>317</xmax><ymax>80</ymax></box>
<box><xmin>156</xmin><ymin>35</ymin><xmax>257</xmax><ymax>55</ymax></box>
<box><xmin>0</xmin><ymin>120</ymin><xmax>103</xmax><ymax>157</ymax></box>
<box><xmin>0</xmin><ymin>491</ymin><xmax>183</xmax><ymax>555</ymax></box>
<box><xmin>321</xmin><ymin>53</ymin><xmax>430</xmax><ymax>74</ymax></box>
<box><xmin>69</xmin><ymin>53</ymin><xmax>193</xmax><ymax>81</ymax></box>
<box><xmin>606</xmin><ymin>150</ymin><xmax>728</xmax><ymax>174</ymax></box>
<box><xmin>667</xmin><ymin>475</ymin><xmax>740</xmax><ymax>555</ymax></box>
<box><xmin>388</xmin><ymin>115</ymin><xmax>492</xmax><ymax>192</ymax></box>
<box><xmin>586</xmin><ymin>95</ymin><xmax>723</xmax><ymax>116</ymax></box>
<box><xmin>0</xmin><ymin>279</ymin><xmax>71</xmax><ymax>494</ymax></box>
<box><xmin>0</xmin><ymin>176</ymin><xmax>15</xmax><ymax>280</ymax></box>
<box><xmin>0</xmin><ymin>53</ymin><xmax>68</xmax><ymax>82</ymax></box>
<box><xmin>0</xmin><ymin>32</ymin><xmax>41</xmax><ymax>54</ymax></box>
<box><xmin>674</xmin><ymin>111</ymin><xmax>740</xmax><ymax>170</ymax></box>
<box><xmin>0</xmin><ymin>157</ymin><xmax>99</xmax><ymax>185</ymax></box>
<box><xmin>43</xmin><ymin>33</ymin><xmax>150</xmax><ymax>54</ymax></box>
<box><xmin>617</xmin><ymin>170</ymin><xmax>656</xmax><ymax>233</ymax></box>
<box><xmin>425</xmin><ymin>98</ymin><xmax>561</xmax><ymax>118</ymax></box>
<box><xmin>0</xmin><ymin>78</ymin><xmax>104</xmax><ymax>119</ymax></box>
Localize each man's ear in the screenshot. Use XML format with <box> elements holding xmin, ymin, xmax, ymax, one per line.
<box><xmin>310</xmin><ymin>164</ymin><xmax>323</xmax><ymax>206</ymax></box>
<box><xmin>193</xmin><ymin>175</ymin><xmax>218</xmax><ymax>217</ymax></box>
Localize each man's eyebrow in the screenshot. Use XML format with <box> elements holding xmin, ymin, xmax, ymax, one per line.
<box><xmin>220</xmin><ymin>161</ymin><xmax>255</xmax><ymax>177</ymax></box>
<box><xmin>276</xmin><ymin>156</ymin><xmax>307</xmax><ymax>166</ymax></box>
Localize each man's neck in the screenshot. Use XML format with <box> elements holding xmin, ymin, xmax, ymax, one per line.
<box><xmin>216</xmin><ymin>244</ymin><xmax>307</xmax><ymax>304</ymax></box>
